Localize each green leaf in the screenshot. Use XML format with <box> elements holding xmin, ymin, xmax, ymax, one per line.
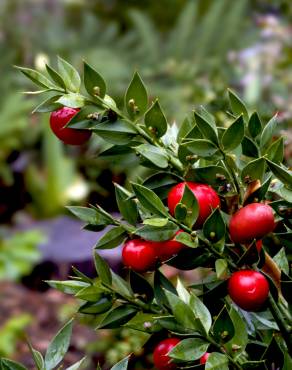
<box><xmin>189</xmin><ymin>293</ymin><xmax>212</xmax><ymax>334</ymax></box>
<box><xmin>32</xmin><ymin>95</ymin><xmax>62</xmax><ymax>113</ymax></box>
<box><xmin>154</xmin><ymin>270</ymin><xmax>177</xmax><ymax>308</ymax></box>
<box><xmin>228</xmin><ymin>89</ymin><xmax>249</xmax><ymax>122</ymax></box>
<box><xmin>98</xmin><ymin>306</ymin><xmax>138</xmax><ymax>329</ymax></box>
<box><xmin>194</xmin><ymin>110</ymin><xmax>218</xmax><ymax>144</ymax></box>
<box><xmin>183</xmin><ymin>139</ymin><xmax>220</xmax><ymax>158</ymax></box>
<box><xmin>215</xmin><ymin>259</ymin><xmax>229</xmax><ymax>280</ymax></box>
<box><xmin>135</xmin><ymin>221</ymin><xmax>178</xmax><ymax>242</ymax></box>
<box><xmin>111</xmin><ymin>356</ymin><xmax>130</xmax><ymax>370</ymax></box>
<box><xmin>79</xmin><ymin>296</ymin><xmax>113</xmax><ymax>314</ymax></box>
<box><xmin>125</xmin><ymin>312</ymin><xmax>160</xmax><ymax>333</ymax></box>
<box><xmin>186</xmin><ymin>165</ymin><xmax>230</xmax><ymax>186</ymax></box>
<box><xmin>136</xmin><ymin>144</ymin><xmax>169</xmax><ymax>168</ymax></box>
<box><xmin>28</xmin><ymin>341</ymin><xmax>44</xmax><ymax>370</ymax></box>
<box><xmin>266</xmin><ymin>159</ymin><xmax>292</xmax><ymax>189</ymax></box>
<box><xmin>114</xmin><ymin>184</ymin><xmax>138</xmax><ymax>225</ymax></box>
<box><xmin>142</xmin><ymin>172</ymin><xmax>181</xmax><ymax>200</ymax></box>
<box><xmin>174</xmin><ymin>203</ymin><xmax>188</xmax><ymax>221</ymax></box>
<box><xmin>58</xmin><ymin>56</ymin><xmax>81</xmax><ymax>93</ymax></box>
<box><xmin>176</xmin><ymin>277</ymin><xmax>190</xmax><ymax>303</ymax></box>
<box><xmin>174</xmin><ymin>232</ymin><xmax>198</xmax><ymax>248</ymax></box>
<box><xmin>132</xmin><ymin>183</ymin><xmax>169</xmax><ymax>217</ymax></box>
<box><xmin>177</xmin><ymin>117</ymin><xmax>194</xmax><ymax>143</ymax></box>
<box><xmin>203</xmin><ymin>208</ymin><xmax>225</xmax><ymax>243</ymax></box>
<box><xmin>248</xmin><ymin>112</ymin><xmax>262</xmax><ymax>138</ymax></box>
<box><xmin>0</xmin><ymin>359</ymin><xmax>28</xmax><ymax>370</ymax></box>
<box><xmin>260</xmin><ymin>114</ymin><xmax>278</xmax><ymax>150</ymax></box>
<box><xmin>129</xmin><ymin>271</ymin><xmax>154</xmax><ymax>302</ymax></box>
<box><xmin>66</xmin><ymin>357</ymin><xmax>86</xmax><ymax>370</ymax></box>
<box><xmin>93</xmin><ymin>120</ymin><xmax>137</xmax><ymax>145</ymax></box>
<box><xmin>225</xmin><ymin>306</ymin><xmax>248</xmax><ymax>355</ymax></box>
<box><xmin>144</xmin><ymin>100</ymin><xmax>167</xmax><ymax>138</ymax></box>
<box><xmin>83</xmin><ymin>61</ymin><xmax>106</xmax><ymax>98</ymax></box>
<box><xmin>283</xmin><ymin>353</ymin><xmax>292</xmax><ymax>370</ymax></box>
<box><xmin>178</xmin><ymin>184</ymin><xmax>199</xmax><ymax>228</ymax></box>
<box><xmin>57</xmin><ymin>93</ymin><xmax>85</xmax><ymax>108</ymax></box>
<box><xmin>95</xmin><ymin>226</ymin><xmax>127</xmax><ymax>250</ymax></box>
<box><xmin>45</xmin><ymin>319</ymin><xmax>73</xmax><ymax>370</ymax></box>
<box><xmin>241</xmin><ymin>157</ymin><xmax>266</xmax><ymax>183</ymax></box>
<box><xmin>212</xmin><ymin>305</ymin><xmax>235</xmax><ymax>344</ymax></box>
<box><xmin>111</xmin><ymin>271</ymin><xmax>133</xmax><ymax>298</ymax></box>
<box><xmin>266</xmin><ymin>137</ymin><xmax>284</xmax><ymax>163</ymax></box>
<box><xmin>125</xmin><ymin>72</ymin><xmax>148</xmax><ymax>118</ymax></box>
<box><xmin>65</xmin><ymin>105</ymin><xmax>98</xmax><ymax>129</ymax></box>
<box><xmin>241</xmin><ymin>136</ymin><xmax>259</xmax><ymax>158</ymax></box>
<box><xmin>93</xmin><ymin>252</ymin><xmax>112</xmax><ymax>285</ymax></box>
<box><xmin>46</xmin><ymin>64</ymin><xmax>66</xmax><ymax>90</ymax></box>
<box><xmin>75</xmin><ymin>285</ymin><xmax>103</xmax><ymax>302</ymax></box>
<box><xmin>143</xmin><ymin>218</ymin><xmax>168</xmax><ymax>227</ymax></box>
<box><xmin>46</xmin><ymin>280</ymin><xmax>89</xmax><ymax>294</ymax></box>
<box><xmin>222</xmin><ymin>115</ymin><xmax>244</xmax><ymax>151</ymax></box>
<box><xmin>273</xmin><ymin>247</ymin><xmax>289</xmax><ymax>274</ymax></box>
<box><xmin>66</xmin><ymin>206</ymin><xmax>113</xmax><ymax>225</ymax></box>
<box><xmin>16</xmin><ymin>66</ymin><xmax>57</xmax><ymax>89</ymax></box>
<box><xmin>169</xmin><ymin>338</ymin><xmax>209</xmax><ymax>362</ymax></box>
<box><xmin>165</xmin><ymin>290</ymin><xmax>199</xmax><ymax>330</ymax></box>
<box><xmin>206</xmin><ymin>352</ymin><xmax>229</xmax><ymax>370</ymax></box>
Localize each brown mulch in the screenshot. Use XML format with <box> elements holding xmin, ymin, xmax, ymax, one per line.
<box><xmin>0</xmin><ymin>282</ymin><xmax>97</xmax><ymax>369</ymax></box>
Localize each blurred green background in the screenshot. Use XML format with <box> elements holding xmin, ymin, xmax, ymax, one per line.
<box><xmin>0</xmin><ymin>0</ymin><xmax>291</xmax><ymax>368</ymax></box>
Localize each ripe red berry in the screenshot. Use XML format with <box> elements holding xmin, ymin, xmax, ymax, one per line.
<box><xmin>50</xmin><ymin>107</ymin><xmax>92</xmax><ymax>145</ymax></box>
<box><xmin>153</xmin><ymin>338</ymin><xmax>181</xmax><ymax>370</ymax></box>
<box><xmin>228</xmin><ymin>270</ymin><xmax>269</xmax><ymax>311</ymax></box>
<box><xmin>200</xmin><ymin>352</ymin><xmax>210</xmax><ymax>365</ymax></box>
<box><xmin>167</xmin><ymin>182</ymin><xmax>220</xmax><ymax>228</ymax></box>
<box><xmin>229</xmin><ymin>203</ymin><xmax>275</xmax><ymax>244</ymax></box>
<box><xmin>151</xmin><ymin>230</ymin><xmax>184</xmax><ymax>261</ymax></box>
<box><xmin>122</xmin><ymin>239</ymin><xmax>157</xmax><ymax>272</ymax></box>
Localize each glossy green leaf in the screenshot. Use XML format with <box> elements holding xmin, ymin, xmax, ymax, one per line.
<box><xmin>266</xmin><ymin>159</ymin><xmax>292</xmax><ymax>189</ymax></box>
<box><xmin>194</xmin><ymin>110</ymin><xmax>218</xmax><ymax>144</ymax></box>
<box><xmin>66</xmin><ymin>206</ymin><xmax>113</xmax><ymax>225</ymax></box>
<box><xmin>65</xmin><ymin>105</ymin><xmax>98</xmax><ymax>129</ymax></box>
<box><xmin>178</xmin><ymin>183</ymin><xmax>199</xmax><ymax>228</ymax></box>
<box><xmin>143</xmin><ymin>218</ymin><xmax>168</xmax><ymax>227</ymax></box>
<box><xmin>169</xmin><ymin>338</ymin><xmax>209</xmax><ymax>361</ymax></box>
<box><xmin>135</xmin><ymin>221</ymin><xmax>178</xmax><ymax>241</ymax></box>
<box><xmin>66</xmin><ymin>357</ymin><xmax>86</xmax><ymax>370</ymax></box>
<box><xmin>174</xmin><ymin>232</ymin><xmax>198</xmax><ymax>248</ymax></box>
<box><xmin>93</xmin><ymin>252</ymin><xmax>112</xmax><ymax>285</ymax></box>
<box><xmin>177</xmin><ymin>117</ymin><xmax>194</xmax><ymax>143</ymax></box>
<box><xmin>93</xmin><ymin>120</ymin><xmax>137</xmax><ymax>145</ymax></box>
<box><xmin>111</xmin><ymin>356</ymin><xmax>130</xmax><ymax>370</ymax></box>
<box><xmin>46</xmin><ymin>64</ymin><xmax>66</xmax><ymax>90</ymax></box>
<box><xmin>142</xmin><ymin>172</ymin><xmax>181</xmax><ymax>200</ymax></box>
<box><xmin>132</xmin><ymin>183</ymin><xmax>169</xmax><ymax>217</ymax></box>
<box><xmin>166</xmin><ymin>248</ymin><xmax>211</xmax><ymax>270</ymax></box>
<box><xmin>165</xmin><ymin>290</ymin><xmax>199</xmax><ymax>330</ymax></box>
<box><xmin>95</xmin><ymin>226</ymin><xmax>127</xmax><ymax>250</ymax></box>
<box><xmin>203</xmin><ymin>208</ymin><xmax>225</xmax><ymax>243</ymax></box>
<box><xmin>266</xmin><ymin>137</ymin><xmax>284</xmax><ymax>163</ymax></box>
<box><xmin>212</xmin><ymin>305</ymin><xmax>235</xmax><ymax>344</ymax></box>
<box><xmin>27</xmin><ymin>342</ymin><xmax>44</xmax><ymax>370</ymax></box>
<box><xmin>98</xmin><ymin>305</ymin><xmax>138</xmax><ymax>329</ymax></box>
<box><xmin>215</xmin><ymin>259</ymin><xmax>229</xmax><ymax>280</ymax></box>
<box><xmin>260</xmin><ymin>114</ymin><xmax>278</xmax><ymax>150</ymax></box>
<box><xmin>241</xmin><ymin>136</ymin><xmax>259</xmax><ymax>158</ymax></box>
<box><xmin>186</xmin><ymin>165</ymin><xmax>229</xmax><ymax>186</ymax></box>
<box><xmin>225</xmin><ymin>306</ymin><xmax>248</xmax><ymax>355</ymax></box>
<box><xmin>46</xmin><ymin>280</ymin><xmax>89</xmax><ymax>294</ymax></box>
<box><xmin>222</xmin><ymin>115</ymin><xmax>244</xmax><ymax>151</ymax></box>
<box><xmin>75</xmin><ymin>285</ymin><xmax>103</xmax><ymax>302</ymax></box>
<box><xmin>144</xmin><ymin>100</ymin><xmax>167</xmax><ymax>137</ymax></box>
<box><xmin>79</xmin><ymin>296</ymin><xmax>113</xmax><ymax>314</ymax></box>
<box><xmin>228</xmin><ymin>89</ymin><xmax>249</xmax><ymax>122</ymax></box>
<box><xmin>273</xmin><ymin>247</ymin><xmax>289</xmax><ymax>274</ymax></box>
<box><xmin>0</xmin><ymin>359</ymin><xmax>28</xmax><ymax>370</ymax></box>
<box><xmin>189</xmin><ymin>293</ymin><xmax>212</xmax><ymax>334</ymax></box>
<box><xmin>57</xmin><ymin>56</ymin><xmax>81</xmax><ymax>93</ymax></box>
<box><xmin>33</xmin><ymin>95</ymin><xmax>62</xmax><ymax>113</ymax></box>
<box><xmin>57</xmin><ymin>93</ymin><xmax>85</xmax><ymax>108</ymax></box>
<box><xmin>114</xmin><ymin>184</ymin><xmax>138</xmax><ymax>225</ymax></box>
<box><xmin>206</xmin><ymin>352</ymin><xmax>229</xmax><ymax>370</ymax></box>
<box><xmin>154</xmin><ymin>270</ymin><xmax>177</xmax><ymax>308</ymax></box>
<box><xmin>241</xmin><ymin>157</ymin><xmax>266</xmax><ymax>183</ymax></box>
<box><xmin>248</xmin><ymin>112</ymin><xmax>262</xmax><ymax>138</ymax></box>
<box><xmin>45</xmin><ymin>319</ymin><xmax>73</xmax><ymax>370</ymax></box>
<box><xmin>16</xmin><ymin>66</ymin><xmax>57</xmax><ymax>89</ymax></box>
<box><xmin>283</xmin><ymin>353</ymin><xmax>292</xmax><ymax>370</ymax></box>
<box><xmin>174</xmin><ymin>203</ymin><xmax>188</xmax><ymax>221</ymax></box>
<box><xmin>111</xmin><ymin>271</ymin><xmax>133</xmax><ymax>298</ymax></box>
<box><xmin>125</xmin><ymin>312</ymin><xmax>161</xmax><ymax>333</ymax></box>
<box><xmin>136</xmin><ymin>144</ymin><xmax>169</xmax><ymax>168</ymax></box>
<box><xmin>84</xmin><ymin>62</ymin><xmax>106</xmax><ymax>98</ymax></box>
<box><xmin>183</xmin><ymin>139</ymin><xmax>220</xmax><ymax>158</ymax></box>
<box><xmin>125</xmin><ymin>72</ymin><xmax>148</xmax><ymax>117</ymax></box>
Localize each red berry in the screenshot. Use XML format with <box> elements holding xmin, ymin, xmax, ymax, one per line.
<box><xmin>50</xmin><ymin>107</ymin><xmax>92</xmax><ymax>145</ymax></box>
<box><xmin>151</xmin><ymin>230</ymin><xmax>184</xmax><ymax>261</ymax></box>
<box><xmin>167</xmin><ymin>182</ymin><xmax>220</xmax><ymax>228</ymax></box>
<box><xmin>229</xmin><ymin>203</ymin><xmax>275</xmax><ymax>244</ymax></box>
<box><xmin>122</xmin><ymin>239</ymin><xmax>157</xmax><ymax>272</ymax></box>
<box><xmin>153</xmin><ymin>338</ymin><xmax>180</xmax><ymax>370</ymax></box>
<box><xmin>200</xmin><ymin>352</ymin><xmax>210</xmax><ymax>365</ymax></box>
<box><xmin>228</xmin><ymin>270</ymin><xmax>269</xmax><ymax>311</ymax></box>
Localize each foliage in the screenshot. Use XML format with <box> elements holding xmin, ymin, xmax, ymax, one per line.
<box><xmin>0</xmin><ymin>230</ymin><xmax>43</xmax><ymax>281</ymax></box>
<box><xmin>13</xmin><ymin>58</ymin><xmax>292</xmax><ymax>369</ymax></box>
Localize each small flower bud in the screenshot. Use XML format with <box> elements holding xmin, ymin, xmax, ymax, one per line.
<box><xmin>209</xmin><ymin>231</ymin><xmax>216</xmax><ymax>239</ymax></box>
<box><xmin>93</xmin><ymin>86</ymin><xmax>100</xmax><ymax>96</ymax></box>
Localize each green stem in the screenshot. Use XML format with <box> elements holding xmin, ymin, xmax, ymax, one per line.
<box><xmin>268</xmin><ymin>293</ymin><xmax>292</xmax><ymax>356</ymax></box>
